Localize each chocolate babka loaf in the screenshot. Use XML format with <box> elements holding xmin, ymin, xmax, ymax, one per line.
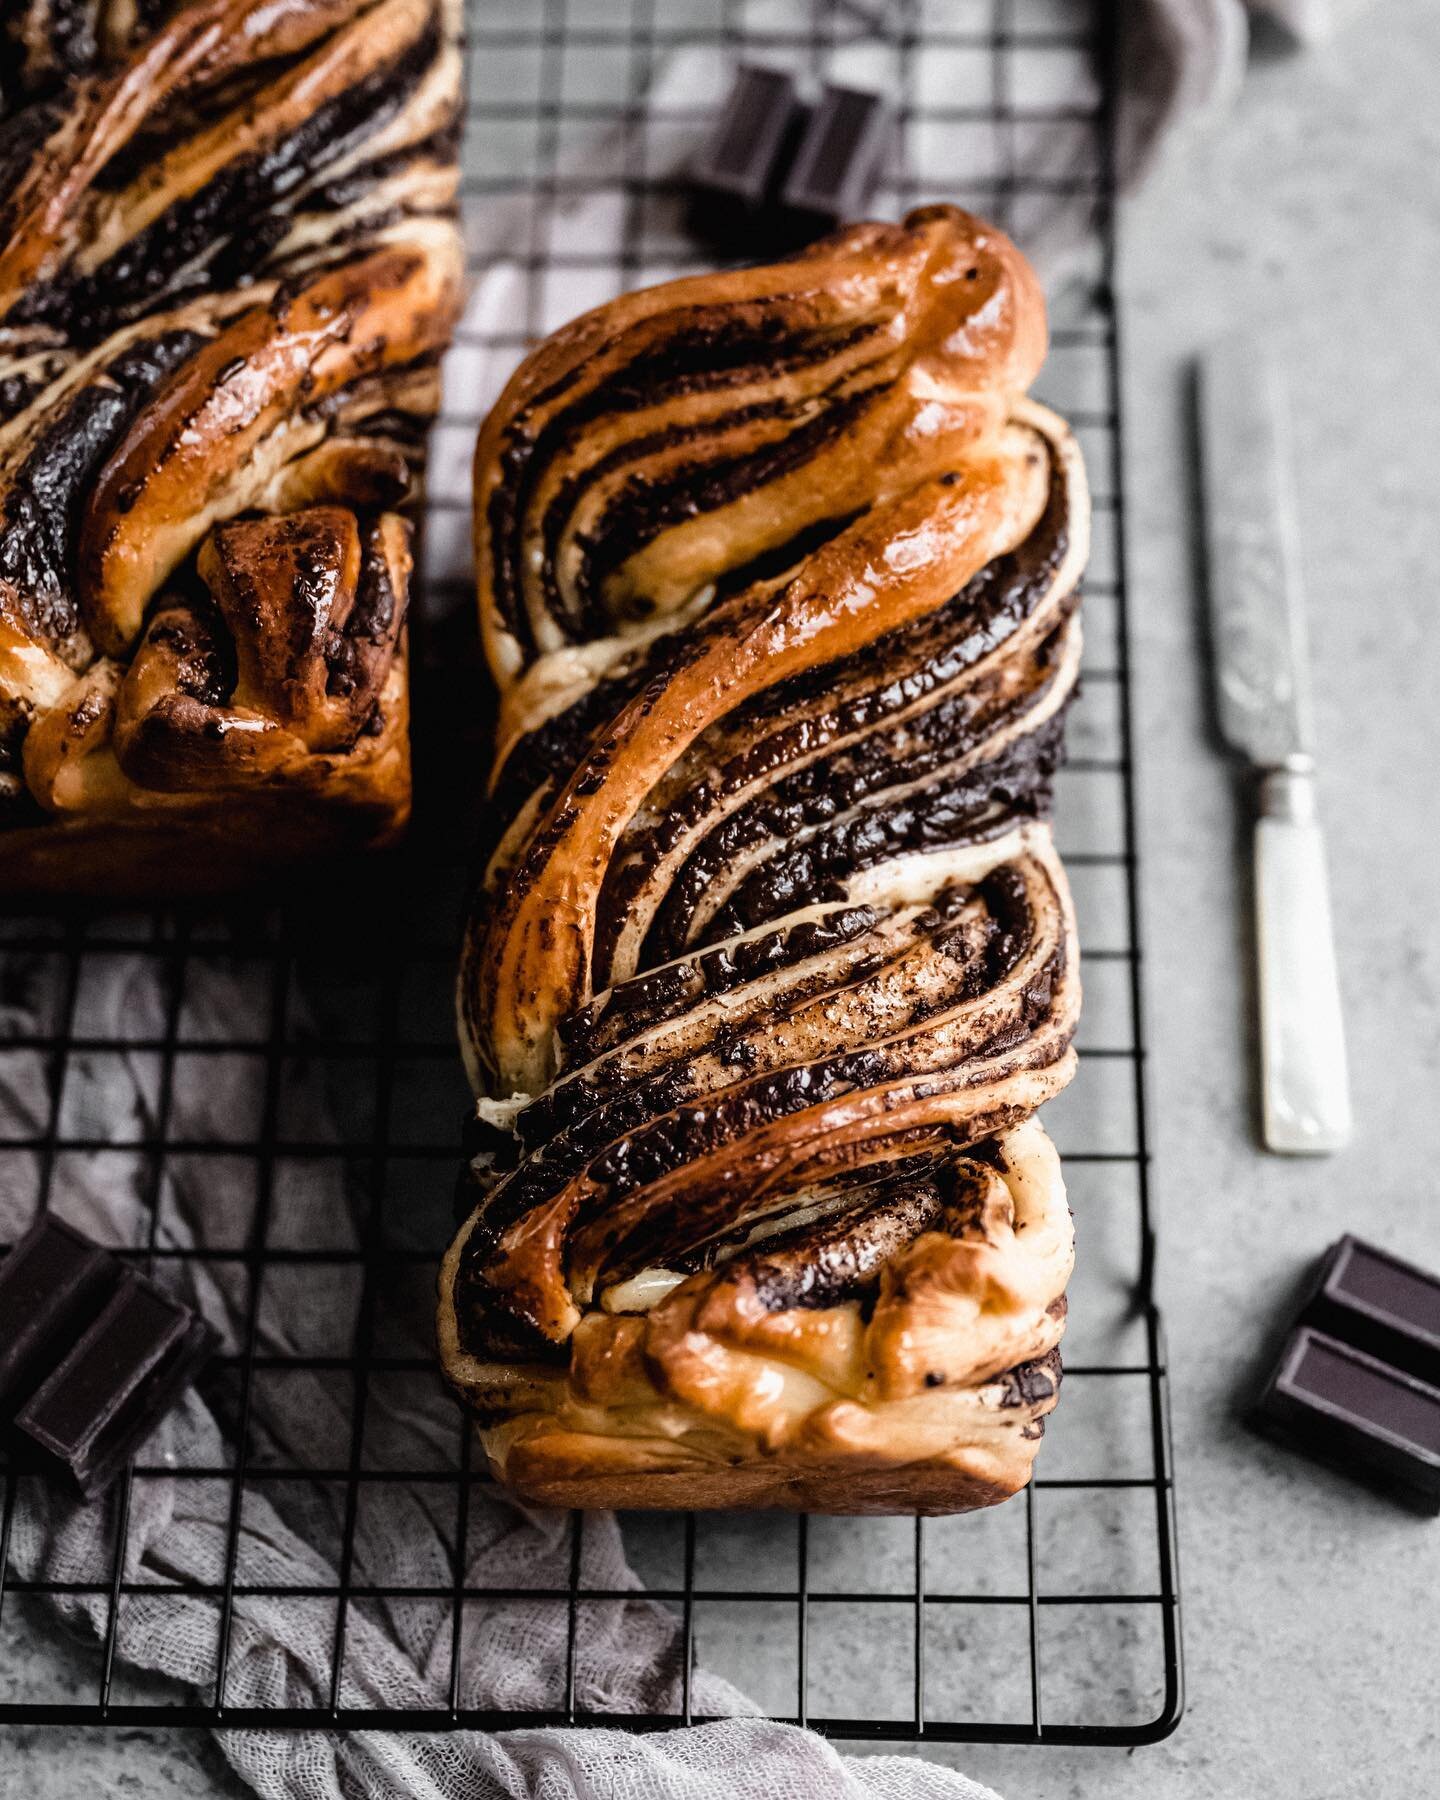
<box><xmin>0</xmin><ymin>0</ymin><xmax>462</xmax><ymax>894</ymax></box>
<box><xmin>440</xmin><ymin>206</ymin><xmax>1089</xmax><ymax>1513</ymax></box>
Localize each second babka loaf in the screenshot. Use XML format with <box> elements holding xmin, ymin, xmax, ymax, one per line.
<box><xmin>0</xmin><ymin>0</ymin><xmax>463</xmax><ymax>893</ymax></box>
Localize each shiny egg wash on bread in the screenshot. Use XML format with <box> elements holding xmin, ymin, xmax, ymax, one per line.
<box><xmin>0</xmin><ymin>0</ymin><xmax>462</xmax><ymax>894</ymax></box>
<box><xmin>442</xmin><ymin>207</ymin><xmax>1089</xmax><ymax>1514</ymax></box>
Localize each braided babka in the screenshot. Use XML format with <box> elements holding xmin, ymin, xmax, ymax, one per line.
<box><xmin>441</xmin><ymin>206</ymin><xmax>1089</xmax><ymax>1513</ymax></box>
<box><xmin>0</xmin><ymin>0</ymin><xmax>462</xmax><ymax>894</ymax></box>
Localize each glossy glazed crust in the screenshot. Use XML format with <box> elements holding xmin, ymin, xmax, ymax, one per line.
<box><xmin>0</xmin><ymin>0</ymin><xmax>462</xmax><ymax>893</ymax></box>
<box><xmin>473</xmin><ymin>205</ymin><xmax>1046</xmax><ymax>687</ymax></box>
<box><xmin>443</xmin><ymin>207</ymin><xmax>1089</xmax><ymax>1512</ymax></box>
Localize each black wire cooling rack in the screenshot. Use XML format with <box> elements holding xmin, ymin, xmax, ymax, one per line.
<box><xmin>0</xmin><ymin>0</ymin><xmax>1182</xmax><ymax>1748</ymax></box>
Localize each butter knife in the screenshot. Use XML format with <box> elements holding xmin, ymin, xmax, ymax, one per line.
<box><xmin>1199</xmin><ymin>335</ymin><xmax>1351</xmax><ymax>1154</ymax></box>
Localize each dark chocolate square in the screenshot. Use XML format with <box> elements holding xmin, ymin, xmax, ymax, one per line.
<box><xmin>691</xmin><ymin>65</ymin><xmax>800</xmax><ymax>209</ymax></box>
<box><xmin>778</xmin><ymin>84</ymin><xmax>895</xmax><ymax>230</ymax></box>
<box><xmin>0</xmin><ymin>1216</ymin><xmax>113</xmax><ymax>1413</ymax></box>
<box><xmin>1254</xmin><ymin>1325</ymin><xmax>1440</xmax><ymax>1515</ymax></box>
<box><xmin>1304</xmin><ymin>1235</ymin><xmax>1440</xmax><ymax>1389</ymax></box>
<box><xmin>687</xmin><ymin>65</ymin><xmax>803</xmax><ymax>247</ymax></box>
<box><xmin>15</xmin><ymin>1271</ymin><xmax>217</xmax><ymax>1497</ymax></box>
<box><xmin>1</xmin><ymin>1213</ymin><xmax>217</xmax><ymax>1498</ymax></box>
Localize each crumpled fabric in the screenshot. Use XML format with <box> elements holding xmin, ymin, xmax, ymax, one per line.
<box><xmin>1124</xmin><ymin>0</ymin><xmax>1367</xmax><ymax>188</ymax></box>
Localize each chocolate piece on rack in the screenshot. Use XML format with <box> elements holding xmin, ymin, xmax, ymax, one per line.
<box><xmin>0</xmin><ymin>1214</ymin><xmax>216</xmax><ymax>1497</ymax></box>
<box><xmin>1303</xmin><ymin>1235</ymin><xmax>1440</xmax><ymax>1390</ymax></box>
<box><xmin>1254</xmin><ymin>1326</ymin><xmax>1440</xmax><ymax>1515</ymax></box>
<box><xmin>687</xmin><ymin>65</ymin><xmax>801</xmax><ymax>241</ymax></box>
<box><xmin>16</xmin><ymin>1274</ymin><xmax>215</xmax><ymax>1497</ymax></box>
<box><xmin>0</xmin><ymin>1215</ymin><xmax>113</xmax><ymax>1411</ymax></box>
<box><xmin>778</xmin><ymin>84</ymin><xmax>895</xmax><ymax>234</ymax></box>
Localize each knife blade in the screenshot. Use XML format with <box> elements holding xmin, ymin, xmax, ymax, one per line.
<box><xmin>1199</xmin><ymin>335</ymin><xmax>1351</xmax><ymax>1154</ymax></box>
<box><xmin>1201</xmin><ymin>337</ymin><xmax>1313</xmax><ymax>766</ymax></box>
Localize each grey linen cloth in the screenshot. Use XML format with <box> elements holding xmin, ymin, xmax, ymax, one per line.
<box><xmin>1122</xmin><ymin>0</ymin><xmax>1368</xmax><ymax>190</ymax></box>
<box><xmin>0</xmin><ymin>951</ymin><xmax>1001</xmax><ymax>1797</ymax></box>
<box><xmin>0</xmin><ymin>3</ymin><xmax>1358</xmax><ymax>1795</ymax></box>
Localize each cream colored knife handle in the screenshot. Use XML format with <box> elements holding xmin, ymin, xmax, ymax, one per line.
<box><xmin>1255</xmin><ymin>762</ymin><xmax>1351</xmax><ymax>1154</ymax></box>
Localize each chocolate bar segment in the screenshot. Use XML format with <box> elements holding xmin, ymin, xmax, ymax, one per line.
<box><xmin>1255</xmin><ymin>1325</ymin><xmax>1440</xmax><ymax>1515</ymax></box>
<box><xmin>779</xmin><ymin>84</ymin><xmax>894</xmax><ymax>233</ymax></box>
<box><xmin>0</xmin><ymin>1215</ymin><xmax>113</xmax><ymax>1411</ymax></box>
<box><xmin>1305</xmin><ymin>1235</ymin><xmax>1440</xmax><ymax>1389</ymax></box>
<box><xmin>687</xmin><ymin>65</ymin><xmax>801</xmax><ymax>241</ymax></box>
<box><xmin>0</xmin><ymin>1212</ymin><xmax>216</xmax><ymax>1497</ymax></box>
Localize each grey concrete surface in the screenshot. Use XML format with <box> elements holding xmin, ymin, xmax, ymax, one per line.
<box><xmin>915</xmin><ymin>2</ymin><xmax>1440</xmax><ymax>1793</ymax></box>
<box><xmin>4</xmin><ymin>2</ymin><xmax>1440</xmax><ymax>1793</ymax></box>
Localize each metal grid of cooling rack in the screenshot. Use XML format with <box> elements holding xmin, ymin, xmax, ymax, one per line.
<box><xmin>0</xmin><ymin>0</ymin><xmax>1182</xmax><ymax>1746</ymax></box>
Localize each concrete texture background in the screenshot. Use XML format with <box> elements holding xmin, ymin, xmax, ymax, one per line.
<box><xmin>4</xmin><ymin>1</ymin><xmax>1439</xmax><ymax>1792</ymax></box>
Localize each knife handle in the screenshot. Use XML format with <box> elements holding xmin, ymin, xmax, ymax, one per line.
<box><xmin>1254</xmin><ymin>763</ymin><xmax>1352</xmax><ymax>1154</ymax></box>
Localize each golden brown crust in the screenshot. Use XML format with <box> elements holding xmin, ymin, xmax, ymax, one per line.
<box><xmin>482</xmin><ymin>1462</ymin><xmax>1018</xmax><ymax>1518</ymax></box>
<box><xmin>442</xmin><ymin>207</ymin><xmax>1089</xmax><ymax>1514</ymax></box>
<box><xmin>0</xmin><ymin>0</ymin><xmax>461</xmax><ymax>895</ymax></box>
<box><xmin>0</xmin><ymin>769</ymin><xmax>411</xmax><ymax>898</ymax></box>
<box><xmin>443</xmin><ymin>1120</ymin><xmax>1072</xmax><ymax>1512</ymax></box>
